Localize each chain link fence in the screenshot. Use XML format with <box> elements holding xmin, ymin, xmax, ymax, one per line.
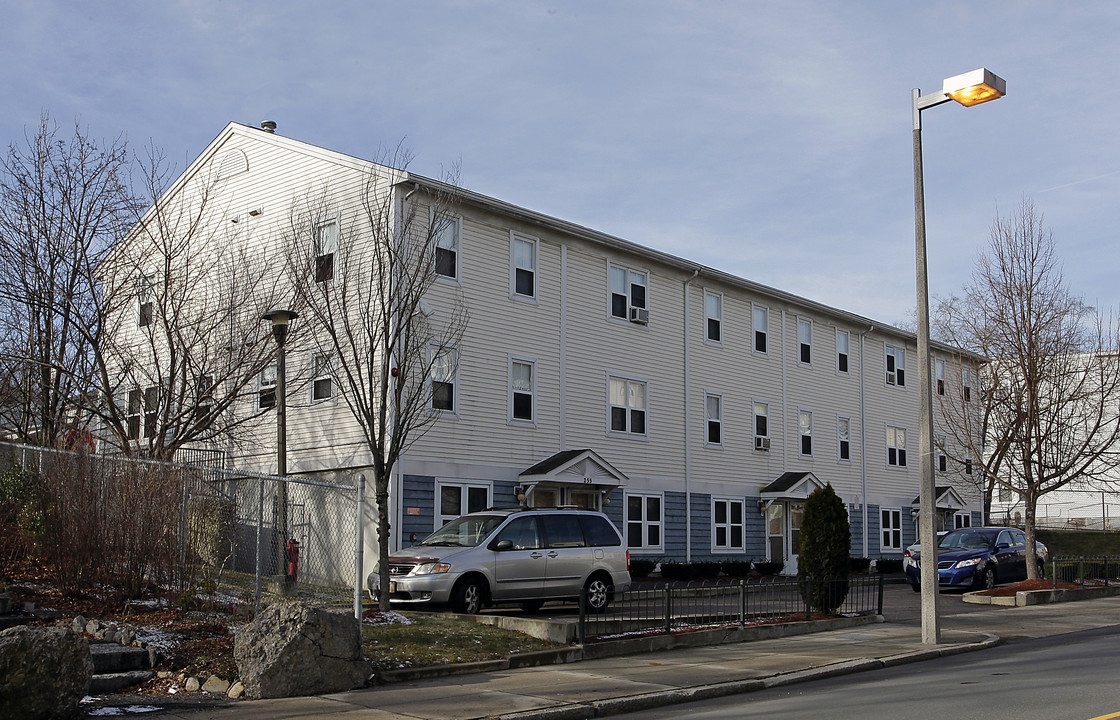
<box><xmin>0</xmin><ymin>441</ymin><xmax>362</xmax><ymax>615</ymax></box>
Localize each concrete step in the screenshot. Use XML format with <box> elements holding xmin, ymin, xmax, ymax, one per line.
<box><xmin>89</xmin><ymin>670</ymin><xmax>154</xmax><ymax>694</ymax></box>
<box><xmin>90</xmin><ymin>643</ymin><xmax>152</xmax><ymax>673</ymax></box>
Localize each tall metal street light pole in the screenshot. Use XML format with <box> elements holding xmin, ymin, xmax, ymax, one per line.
<box><xmin>262</xmin><ymin>309</ymin><xmax>299</xmax><ymax>584</ymax></box>
<box><xmin>913</xmin><ymin>68</ymin><xmax>1006</xmax><ymax>645</ymax></box>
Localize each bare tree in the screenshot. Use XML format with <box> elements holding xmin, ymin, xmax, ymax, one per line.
<box><xmin>936</xmin><ymin>199</ymin><xmax>1120</xmax><ymax>577</ymax></box>
<box><xmin>92</xmin><ymin>145</ymin><xmax>287</xmax><ymax>460</ymax></box>
<box><xmin>285</xmin><ymin>152</ymin><xmax>467</xmax><ymax>611</ymax></box>
<box><xmin>0</xmin><ymin>114</ymin><xmax>135</xmax><ymax>446</ymax></box>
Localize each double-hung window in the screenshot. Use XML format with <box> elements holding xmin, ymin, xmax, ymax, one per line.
<box><xmin>837</xmin><ymin>329</ymin><xmax>850</xmax><ymax>373</ymax></box>
<box><xmin>754</xmin><ymin>402</ymin><xmax>769</xmax><ymax>450</ymax></box>
<box><xmin>936</xmin><ymin>359</ymin><xmax>946</xmax><ymax>396</ymax></box>
<box><xmin>311</xmin><ymin>354</ymin><xmax>333</xmax><ymax>402</ymax></box>
<box><xmin>885</xmin><ymin>345</ymin><xmax>906</xmax><ymax>386</ymax></box>
<box><xmin>195</xmin><ymin>375</ymin><xmax>214</xmax><ymax>427</ymax></box>
<box><xmin>712</xmin><ymin>498</ymin><xmax>745</xmax><ymax>551</ymax></box>
<box><xmin>626</xmin><ymin>493</ymin><xmax>662</xmax><ymax>550</ymax></box>
<box><xmin>963</xmin><ymin>368</ymin><xmax>972</xmax><ymax>402</ymax></box>
<box><xmin>433</xmin><ymin>214</ymin><xmax>460</xmax><ymax>280</ymax></box>
<box><xmin>887</xmin><ymin>426</ymin><xmax>907</xmax><ymax>467</ymax></box>
<box><xmin>937</xmin><ymin>434</ymin><xmax>947</xmax><ymax>473</ymax></box>
<box><xmin>705</xmin><ymin>291</ymin><xmax>722</xmax><ymax>343</ymax></box>
<box><xmin>838</xmin><ymin>417</ymin><xmax>851</xmax><ymax>461</ymax></box>
<box><xmin>705</xmin><ymin>393</ymin><xmax>722</xmax><ymax>445</ymax></box>
<box><xmin>753</xmin><ymin>306</ymin><xmax>768</xmax><ymax>353</ymax></box>
<box><xmin>127</xmin><ymin>389</ymin><xmax>142</xmax><ymax>439</ymax></box>
<box><xmin>609</xmin><ymin>263</ymin><xmax>647</xmax><ymax>322</ymax></box>
<box><xmin>881</xmin><ymin>509</ymin><xmax>902</xmax><ymax>551</ymax></box>
<box><xmin>258</xmin><ymin>364</ymin><xmax>277</xmax><ymax>409</ymax></box>
<box><xmin>314</xmin><ymin>219</ymin><xmax>339</xmax><ymax>283</ymax></box>
<box><xmin>609</xmin><ymin>377</ymin><xmax>647</xmax><ymax>435</ymax></box>
<box><xmin>138</xmin><ymin>274</ymin><xmax>154</xmax><ymax>327</ymax></box>
<box><xmin>143</xmin><ymin>386</ymin><xmax>158</xmax><ymax>439</ymax></box>
<box><xmin>799</xmin><ymin>410</ymin><xmax>813</xmax><ymax>456</ymax></box>
<box><xmin>436</xmin><ymin>481</ymin><xmax>490</xmax><ymax>528</ymax></box>
<box><xmin>509</xmin><ymin>358</ymin><xmax>535</xmax><ymax>423</ymax></box>
<box><xmin>955</xmin><ymin>513</ymin><xmax>972</xmax><ymax>529</ymax></box>
<box><xmin>798</xmin><ymin>318</ymin><xmax>812</xmax><ymax>364</ymax></box>
<box><xmin>431</xmin><ymin>346</ymin><xmax>458</xmax><ymax>412</ymax></box>
<box><xmin>511</xmin><ymin>234</ymin><xmax>536</xmax><ymax>299</ymax></box>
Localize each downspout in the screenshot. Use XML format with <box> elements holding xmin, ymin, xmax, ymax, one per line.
<box><xmin>858</xmin><ymin>324</ymin><xmax>874</xmax><ymax>557</ymax></box>
<box><xmin>781</xmin><ymin>310</ymin><xmax>788</xmax><ymax>473</ymax></box>
<box><xmin>560</xmin><ymin>245</ymin><xmax>568</xmax><ymax>452</ymax></box>
<box><xmin>683</xmin><ymin>268</ymin><xmax>700</xmax><ymax>561</ymax></box>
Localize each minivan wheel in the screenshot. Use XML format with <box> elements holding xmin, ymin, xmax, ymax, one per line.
<box><xmin>976</xmin><ymin>565</ymin><xmax>996</xmax><ymax>590</ymax></box>
<box><xmin>584</xmin><ymin>574</ymin><xmax>611</xmax><ymax>614</ymax></box>
<box><xmin>451</xmin><ymin>577</ymin><xmax>485</xmax><ymax>614</ymax></box>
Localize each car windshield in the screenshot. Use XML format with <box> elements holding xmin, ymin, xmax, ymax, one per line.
<box><xmin>938</xmin><ymin>529</ymin><xmax>996</xmax><ymax>550</ymax></box>
<box><xmin>415</xmin><ymin>514</ymin><xmax>507</xmax><ymax>548</ymax></box>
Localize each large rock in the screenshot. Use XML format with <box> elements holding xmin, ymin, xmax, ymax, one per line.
<box><xmin>0</xmin><ymin>626</ymin><xmax>92</xmax><ymax>719</ymax></box>
<box><xmin>234</xmin><ymin>603</ymin><xmax>368</xmax><ymax>699</ymax></box>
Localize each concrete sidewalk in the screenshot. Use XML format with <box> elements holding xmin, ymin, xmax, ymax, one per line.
<box><xmin>153</xmin><ymin>594</ymin><xmax>1120</xmax><ymax>720</ymax></box>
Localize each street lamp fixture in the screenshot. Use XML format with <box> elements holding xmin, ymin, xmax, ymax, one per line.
<box><xmin>261</xmin><ymin>308</ymin><xmax>298</xmax><ymax>589</ymax></box>
<box><xmin>912</xmin><ymin>68</ymin><xmax>1004</xmax><ymax>646</ymax></box>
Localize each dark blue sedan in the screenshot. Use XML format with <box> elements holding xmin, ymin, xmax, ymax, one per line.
<box><xmin>904</xmin><ymin>527</ymin><xmax>1047</xmax><ymax>591</ymax></box>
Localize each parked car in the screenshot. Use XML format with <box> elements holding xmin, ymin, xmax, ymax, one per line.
<box><xmin>904</xmin><ymin>527</ymin><xmax>1048</xmax><ymax>592</ymax></box>
<box><xmin>367</xmin><ymin>507</ymin><xmax>631</xmax><ymax>614</ymax></box>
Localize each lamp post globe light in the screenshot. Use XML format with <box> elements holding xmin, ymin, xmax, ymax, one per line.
<box><xmin>912</xmin><ymin>69</ymin><xmax>1005</xmax><ymax>645</ymax></box>
<box><xmin>261</xmin><ymin>309</ymin><xmax>298</xmax><ymax>587</ymax></box>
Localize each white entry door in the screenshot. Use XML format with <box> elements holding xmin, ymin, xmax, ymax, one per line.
<box><xmin>767</xmin><ymin>501</ymin><xmax>805</xmax><ymax>575</ymax></box>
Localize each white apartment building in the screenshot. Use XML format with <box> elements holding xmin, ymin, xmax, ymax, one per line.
<box><xmin>110</xmin><ymin>122</ymin><xmax>985</xmax><ymax>575</ymax></box>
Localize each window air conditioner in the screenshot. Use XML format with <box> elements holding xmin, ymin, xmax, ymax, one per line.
<box><xmin>755</xmin><ymin>436</ymin><xmax>770</xmax><ymax>451</ymax></box>
<box><xmin>629</xmin><ymin>307</ymin><xmax>649</xmax><ymax>324</ymax></box>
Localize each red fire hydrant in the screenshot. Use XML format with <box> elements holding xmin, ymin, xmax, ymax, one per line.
<box><xmin>285</xmin><ymin>538</ymin><xmax>300</xmax><ymax>582</ymax></box>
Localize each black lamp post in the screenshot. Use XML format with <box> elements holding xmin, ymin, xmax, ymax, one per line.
<box><xmin>262</xmin><ymin>309</ymin><xmax>298</xmax><ymax>584</ymax></box>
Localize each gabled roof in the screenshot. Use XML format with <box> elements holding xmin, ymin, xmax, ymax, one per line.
<box><xmin>910</xmin><ymin>485</ymin><xmax>968</xmax><ymax>511</ymax></box>
<box><xmin>519</xmin><ymin>449</ymin><xmax>628</xmax><ymax>488</ymax></box>
<box><xmin>760</xmin><ymin>471</ymin><xmax>825</xmax><ymax>499</ymax></box>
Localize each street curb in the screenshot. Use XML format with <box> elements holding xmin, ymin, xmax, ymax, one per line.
<box><xmin>963</xmin><ymin>586</ymin><xmax>1120</xmax><ymax>607</ymax></box>
<box><xmin>486</xmin><ymin>632</ymin><xmax>1001</xmax><ymax>720</ymax></box>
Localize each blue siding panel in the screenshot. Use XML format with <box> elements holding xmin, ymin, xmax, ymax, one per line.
<box><xmin>401</xmin><ymin>474</ymin><xmax>435</xmax><ymax>547</ymax></box>
<box><xmin>663</xmin><ymin>491</ymin><xmax>687</xmax><ymax>559</ymax></box>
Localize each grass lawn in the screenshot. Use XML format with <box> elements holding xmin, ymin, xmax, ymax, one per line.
<box><xmin>362</xmin><ymin>611</ymin><xmax>562</xmax><ymax>674</ymax></box>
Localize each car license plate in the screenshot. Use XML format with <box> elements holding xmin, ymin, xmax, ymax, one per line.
<box><xmin>389</xmin><ymin>581</ymin><xmax>396</xmax><ymax>593</ymax></box>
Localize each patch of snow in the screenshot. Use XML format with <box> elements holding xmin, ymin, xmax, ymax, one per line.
<box><xmin>87</xmin><ymin>708</ymin><xmax>123</xmax><ymax>716</ymax></box>
<box><xmin>123</xmin><ymin>706</ymin><xmax>162</xmax><ymax>713</ymax></box>
<box><xmin>362</xmin><ymin>611</ymin><xmax>413</xmax><ymax>626</ymax></box>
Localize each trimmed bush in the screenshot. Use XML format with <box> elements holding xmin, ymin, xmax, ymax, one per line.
<box><xmin>797</xmin><ymin>483</ymin><xmax>851</xmax><ymax>613</ymax></box>
<box><xmin>850</xmin><ymin>557</ymin><xmax>872</xmax><ymax>573</ymax></box>
<box><xmin>720</xmin><ymin>560</ymin><xmax>753</xmax><ymax>577</ymax></box>
<box><xmin>629</xmin><ymin>558</ymin><xmax>656</xmax><ymax>578</ymax></box>
<box><xmin>875</xmin><ymin>558</ymin><xmax>903</xmax><ymax>574</ymax></box>
<box><xmin>692</xmin><ymin>562</ymin><xmax>721</xmax><ymax>580</ymax></box>
<box><xmin>753</xmin><ymin>561</ymin><xmax>784</xmax><ymax>575</ymax></box>
<box><xmin>658</xmin><ymin>562</ymin><xmax>693</xmax><ymax>581</ymax></box>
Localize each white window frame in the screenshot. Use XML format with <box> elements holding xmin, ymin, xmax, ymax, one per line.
<box><xmin>704</xmin><ymin>290</ymin><xmax>723</xmax><ymax>344</ymax></box>
<box><xmin>704</xmin><ymin>392</ymin><xmax>723</xmax><ymax>446</ymax></box>
<box><xmin>625</xmin><ymin>491</ymin><xmax>663</xmax><ymax>551</ymax></box>
<box><xmin>937</xmin><ymin>434</ymin><xmax>947</xmax><ymax>473</ymax></box>
<box><xmin>754</xmin><ymin>401</ymin><xmax>770</xmax><ymax>449</ymax></box>
<box><xmin>887</xmin><ymin>425</ymin><xmax>908</xmax><ymax>467</ymax></box>
<box><xmin>510</xmin><ymin>233</ymin><xmax>537</xmax><ymax>301</ymax></box>
<box><xmin>712</xmin><ymin>497</ymin><xmax>746</xmax><ymax>552</ymax></box>
<box><xmin>935</xmin><ymin>358</ymin><xmax>946</xmax><ymax>396</ymax></box>
<box><xmin>435</xmin><ymin>479</ymin><xmax>492</xmax><ymax>529</ymax></box>
<box><xmin>430</xmin><ymin>345</ymin><xmax>459</xmax><ymax>415</ymax></box>
<box><xmin>432</xmin><ymin>212</ymin><xmax>461</xmax><ymax>283</ymax></box>
<box><xmin>258</xmin><ymin>364</ymin><xmax>277</xmax><ymax>409</ymax></box>
<box><xmin>753</xmin><ymin>305</ymin><xmax>769</xmax><ymax>354</ymax></box>
<box><xmin>797</xmin><ymin>318</ymin><xmax>812</xmax><ymax>365</ymax></box>
<box><xmin>311</xmin><ymin>354</ymin><xmax>334</xmax><ymax>403</ymax></box>
<box><xmin>836</xmin><ymin>329</ymin><xmax>850</xmax><ymax>374</ymax></box>
<box><xmin>837</xmin><ymin>416</ymin><xmax>851</xmax><ymax>462</ymax></box>
<box><xmin>313</xmin><ymin>217</ymin><xmax>339</xmax><ymax>284</ymax></box>
<box><xmin>963</xmin><ymin>367</ymin><xmax>973</xmax><ymax>402</ymax></box>
<box><xmin>954</xmin><ymin>512</ymin><xmax>972</xmax><ymax>529</ymax></box>
<box><xmin>195</xmin><ymin>374</ymin><xmax>215</xmax><ymax>427</ymax></box>
<box><xmin>508</xmin><ymin>356</ymin><xmax>536</xmax><ymax>425</ymax></box>
<box><xmin>881</xmin><ymin>508</ymin><xmax>903</xmax><ymax>551</ymax></box>
<box><xmin>138</xmin><ymin>274</ymin><xmax>154</xmax><ymax>328</ymax></box>
<box><xmin>799</xmin><ymin>409</ymin><xmax>813</xmax><ymax>457</ymax></box>
<box><xmin>608</xmin><ymin>375</ymin><xmax>648</xmax><ymax>437</ymax></box>
<box><xmin>608</xmin><ymin>262</ymin><xmax>648</xmax><ymax>321</ymax></box>
<box><xmin>885</xmin><ymin>345</ymin><xmax>906</xmax><ymax>387</ymax></box>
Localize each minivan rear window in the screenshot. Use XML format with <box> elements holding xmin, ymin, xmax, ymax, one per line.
<box><xmin>580</xmin><ymin>515</ymin><xmax>622</xmax><ymax>547</ymax></box>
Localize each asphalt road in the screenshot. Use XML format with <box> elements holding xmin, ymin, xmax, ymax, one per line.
<box><xmin>615</xmin><ymin>623</ymin><xmax>1120</xmax><ymax>720</ymax></box>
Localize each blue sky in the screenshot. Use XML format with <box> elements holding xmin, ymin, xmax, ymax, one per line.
<box><xmin>3</xmin><ymin>1</ymin><xmax>1118</xmax><ymax>326</ymax></box>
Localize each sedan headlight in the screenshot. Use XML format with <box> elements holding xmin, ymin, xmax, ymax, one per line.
<box><xmin>954</xmin><ymin>557</ymin><xmax>983</xmax><ymax>569</ymax></box>
<box><xmin>413</xmin><ymin>562</ymin><xmax>452</xmax><ymax>575</ymax></box>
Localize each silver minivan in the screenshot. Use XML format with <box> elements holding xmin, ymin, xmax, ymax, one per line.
<box><xmin>368</xmin><ymin>507</ymin><xmax>631</xmax><ymax>614</ymax></box>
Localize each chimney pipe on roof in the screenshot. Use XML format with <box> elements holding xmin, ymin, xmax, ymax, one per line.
<box><xmin>260</xmin><ymin>120</ymin><xmax>277</xmax><ymax>133</ymax></box>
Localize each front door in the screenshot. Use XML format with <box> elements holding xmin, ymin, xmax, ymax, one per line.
<box><xmin>767</xmin><ymin>501</ymin><xmax>805</xmax><ymax>574</ymax></box>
